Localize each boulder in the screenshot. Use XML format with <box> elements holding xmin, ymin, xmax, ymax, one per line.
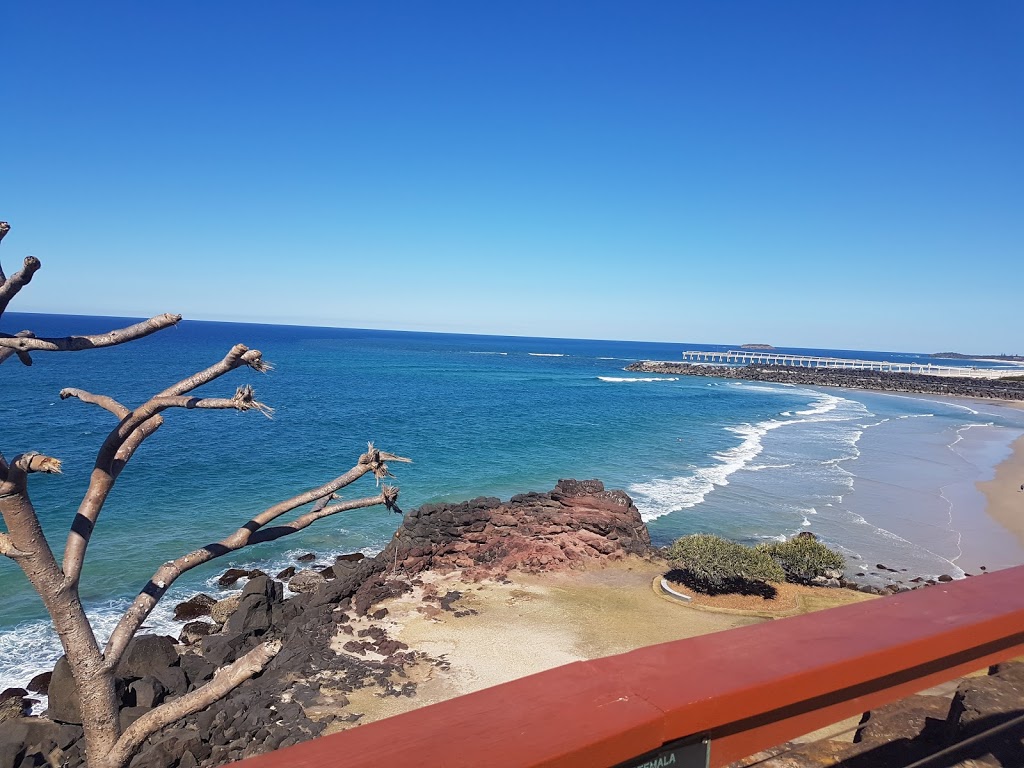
<box><xmin>179</xmin><ymin>653</ymin><xmax>216</xmax><ymax>688</ymax></box>
<box><xmin>296</xmin><ymin>553</ymin><xmax>316</xmax><ymax>562</ymax></box>
<box><xmin>276</xmin><ymin>566</ymin><xmax>296</xmax><ymax>580</ymax></box>
<box><xmin>0</xmin><ymin>690</ymin><xmax>30</xmax><ymax>724</ymax></box>
<box><xmin>201</xmin><ymin>632</ymin><xmax>249</xmax><ymax>667</ymax></box>
<box><xmin>25</xmin><ymin>674</ymin><xmax>50</xmax><ymax>697</ymax></box>
<box><xmin>210</xmin><ymin>594</ymin><xmax>242</xmax><ymax>624</ymax></box>
<box><xmin>116</xmin><ymin>635</ymin><xmax>179</xmax><ymax>679</ymax></box>
<box><xmin>179</xmin><ymin>620</ymin><xmax>217</xmax><ymax>646</ymax></box>
<box><xmin>217</xmin><ymin>568</ymin><xmax>265</xmax><ymax>587</ymax></box>
<box><xmin>46</xmin><ymin>658</ymin><xmax>81</xmax><ymax>725</ymax></box>
<box><xmin>947</xmin><ymin>674</ymin><xmax>1024</xmax><ymax>739</ymax></box>
<box><xmin>287</xmin><ymin>569</ymin><xmax>326</xmax><ymax>594</ymax></box>
<box><xmin>173</xmin><ymin>593</ymin><xmax>217</xmax><ymax>621</ymax></box>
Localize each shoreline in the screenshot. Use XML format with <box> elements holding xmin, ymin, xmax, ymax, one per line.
<box><xmin>977</xmin><ymin>434</ymin><xmax>1024</xmax><ymax>550</ymax></box>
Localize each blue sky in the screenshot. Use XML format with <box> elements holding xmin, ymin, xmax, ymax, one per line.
<box><xmin>2</xmin><ymin>2</ymin><xmax>1021</xmax><ymax>352</ymax></box>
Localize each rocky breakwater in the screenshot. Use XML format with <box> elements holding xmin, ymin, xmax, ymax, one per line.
<box><xmin>0</xmin><ymin>480</ymin><xmax>651</xmax><ymax>768</ymax></box>
<box><xmin>626</xmin><ymin>361</ymin><xmax>1024</xmax><ymax>401</ymax></box>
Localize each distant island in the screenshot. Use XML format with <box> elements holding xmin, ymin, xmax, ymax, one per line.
<box><xmin>740</xmin><ymin>343</ymin><xmax>776</xmax><ymax>350</ymax></box>
<box><xmin>932</xmin><ymin>352</ymin><xmax>1024</xmax><ymax>363</ymax></box>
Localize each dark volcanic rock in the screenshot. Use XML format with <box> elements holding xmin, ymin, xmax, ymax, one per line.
<box><xmin>117</xmin><ymin>635</ymin><xmax>179</xmax><ymax>679</ymax></box>
<box><xmin>25</xmin><ymin>674</ymin><xmax>50</xmax><ymax>697</ymax></box>
<box><xmin>625</xmin><ymin>361</ymin><xmax>1024</xmax><ymax>401</ymax></box>
<box><xmin>217</xmin><ymin>568</ymin><xmax>265</xmax><ymax>588</ymax></box>
<box><xmin>173</xmin><ymin>593</ymin><xmax>217</xmax><ymax>621</ymax></box>
<box><xmin>179</xmin><ymin>620</ymin><xmax>218</xmax><ymax>646</ymax></box>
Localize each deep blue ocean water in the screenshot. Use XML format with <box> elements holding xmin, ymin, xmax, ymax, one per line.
<box><xmin>3</xmin><ymin>312</ymin><xmax>1024</xmax><ymax>691</ymax></box>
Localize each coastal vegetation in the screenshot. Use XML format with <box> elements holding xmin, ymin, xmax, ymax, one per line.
<box><xmin>0</xmin><ymin>222</ymin><xmax>409</xmax><ymax>768</ymax></box>
<box><xmin>757</xmin><ymin>535</ymin><xmax>845</xmax><ymax>584</ymax></box>
<box><xmin>665</xmin><ymin>533</ymin><xmax>784</xmax><ymax>595</ymax></box>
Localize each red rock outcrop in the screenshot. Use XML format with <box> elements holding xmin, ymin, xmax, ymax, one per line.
<box><xmin>377</xmin><ymin>479</ymin><xmax>652</xmax><ymax>581</ymax></box>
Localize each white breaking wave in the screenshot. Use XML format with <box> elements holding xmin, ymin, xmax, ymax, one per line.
<box><xmin>0</xmin><ymin>593</ymin><xmax>190</xmax><ymax>714</ymax></box>
<box><xmin>597</xmin><ymin>376</ymin><xmax>678</xmax><ymax>383</ymax></box>
<box><xmin>630</xmin><ymin>389</ymin><xmax>868</xmax><ymax>521</ymax></box>
<box><xmin>747</xmin><ymin>462</ymin><xmax>795</xmax><ymax>471</ymax></box>
<box><xmin>528</xmin><ymin>353</ymin><xmax>565</xmax><ymax>357</ymax></box>
<box><xmin>468</xmin><ymin>351</ymin><xmax>508</xmax><ymax>356</ymax></box>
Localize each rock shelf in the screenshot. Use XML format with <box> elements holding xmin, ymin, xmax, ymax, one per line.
<box><xmin>625</xmin><ymin>361</ymin><xmax>1024</xmax><ymax>401</ymax></box>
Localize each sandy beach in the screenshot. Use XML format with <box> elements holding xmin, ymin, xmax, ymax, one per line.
<box><xmin>978</xmin><ymin>434</ymin><xmax>1024</xmax><ymax>549</ymax></box>
<box><xmin>319</xmin><ymin>557</ymin><xmax>876</xmax><ymax>733</ymax></box>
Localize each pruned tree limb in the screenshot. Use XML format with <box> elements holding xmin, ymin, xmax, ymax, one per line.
<box><xmin>103</xmin><ymin>449</ymin><xmax>408</xmax><ymax>667</ymax></box>
<box><xmin>12</xmin><ymin>452</ymin><xmax>63</xmax><ymax>476</ymax></box>
<box><xmin>60</xmin><ymin>389</ymin><xmax>131</xmax><ymax>419</ymax></box>
<box><xmin>157</xmin><ymin>343</ymin><xmax>270</xmax><ymax>398</ymax></box>
<box><xmin>0</xmin><ymin>314</ymin><xmax>183</xmax><ymax>366</ymax></box>
<box><xmin>149</xmin><ymin>385</ymin><xmax>274</xmax><ymax>418</ymax></box>
<box><xmin>249</xmin><ymin>486</ymin><xmax>400</xmax><ymax>545</ymax></box>
<box><xmin>63</xmin><ymin>348</ymin><xmax>273</xmax><ymax>586</ymax></box>
<box><xmin>103</xmin><ymin>640</ymin><xmax>282</xmax><ymax>768</ymax></box>
<box><xmin>0</xmin><ymin>255</ymin><xmax>41</xmax><ymax>317</ymax></box>
<box><xmin>0</xmin><ymin>331</ymin><xmax>36</xmax><ymax>366</ymax></box>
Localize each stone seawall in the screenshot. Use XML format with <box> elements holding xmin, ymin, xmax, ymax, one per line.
<box><xmin>625</xmin><ymin>362</ymin><xmax>1024</xmax><ymax>401</ymax></box>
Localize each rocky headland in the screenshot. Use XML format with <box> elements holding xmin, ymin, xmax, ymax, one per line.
<box><xmin>625</xmin><ymin>361</ymin><xmax>1024</xmax><ymax>401</ymax></box>
<box><xmin>0</xmin><ymin>480</ymin><xmax>1012</xmax><ymax>768</ymax></box>
<box><xmin>0</xmin><ymin>480</ymin><xmax>653</xmax><ymax>768</ymax></box>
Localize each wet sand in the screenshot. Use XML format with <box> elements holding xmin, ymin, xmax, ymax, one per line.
<box><xmin>978</xmin><ymin>434</ymin><xmax>1024</xmax><ymax>549</ymax></box>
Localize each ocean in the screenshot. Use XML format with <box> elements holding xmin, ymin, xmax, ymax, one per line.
<box><xmin>3</xmin><ymin>312</ymin><xmax>1024</xmax><ymax>694</ymax></box>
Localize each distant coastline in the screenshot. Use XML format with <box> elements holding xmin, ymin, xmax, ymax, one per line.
<box><xmin>625</xmin><ymin>361</ymin><xmax>1024</xmax><ymax>401</ymax></box>
<box><xmin>932</xmin><ymin>352</ymin><xmax>1024</xmax><ymax>363</ymax></box>
<box><xmin>740</xmin><ymin>343</ymin><xmax>775</xmax><ymax>350</ymax></box>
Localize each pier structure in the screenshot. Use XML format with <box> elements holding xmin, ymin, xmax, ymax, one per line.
<box><xmin>680</xmin><ymin>350</ymin><xmax>988</xmax><ymax>377</ymax></box>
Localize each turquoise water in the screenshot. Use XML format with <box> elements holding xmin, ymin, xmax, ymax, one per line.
<box><xmin>3</xmin><ymin>313</ymin><xmax>1024</xmax><ymax>691</ymax></box>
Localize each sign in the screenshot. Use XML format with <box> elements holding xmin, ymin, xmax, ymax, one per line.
<box><xmin>616</xmin><ymin>738</ymin><xmax>710</xmax><ymax>768</ymax></box>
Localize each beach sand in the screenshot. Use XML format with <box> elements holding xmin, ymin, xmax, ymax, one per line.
<box><xmin>321</xmin><ymin>557</ymin><xmax>875</xmax><ymax>733</ymax></box>
<box><xmin>978</xmin><ymin>434</ymin><xmax>1024</xmax><ymax>549</ymax></box>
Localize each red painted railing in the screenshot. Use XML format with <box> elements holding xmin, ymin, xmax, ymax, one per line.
<box><xmin>237</xmin><ymin>565</ymin><xmax>1024</xmax><ymax>768</ymax></box>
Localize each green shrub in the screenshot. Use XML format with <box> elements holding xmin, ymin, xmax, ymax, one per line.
<box><xmin>757</xmin><ymin>536</ymin><xmax>845</xmax><ymax>584</ymax></box>
<box><xmin>666</xmin><ymin>533</ymin><xmax>785</xmax><ymax>593</ymax></box>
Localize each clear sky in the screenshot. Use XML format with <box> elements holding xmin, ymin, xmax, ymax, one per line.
<box><xmin>2</xmin><ymin>1</ymin><xmax>1021</xmax><ymax>352</ymax></box>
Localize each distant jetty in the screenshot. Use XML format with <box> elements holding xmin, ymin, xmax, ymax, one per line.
<box><xmin>625</xmin><ymin>361</ymin><xmax>1024</xmax><ymax>401</ymax></box>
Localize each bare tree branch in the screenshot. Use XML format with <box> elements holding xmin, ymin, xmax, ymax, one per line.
<box><xmin>62</xmin><ymin>349</ymin><xmax>273</xmax><ymax>585</ymax></box>
<box><xmin>0</xmin><ymin>314</ymin><xmax>183</xmax><ymax>366</ymax></box>
<box><xmin>0</xmin><ymin>331</ymin><xmax>36</xmax><ymax>366</ymax></box>
<box><xmin>60</xmin><ymin>389</ymin><xmax>131</xmax><ymax>419</ymax></box>
<box><xmin>0</xmin><ymin>221</ymin><xmax>10</xmax><ymax>281</ymax></box>
<box><xmin>0</xmin><ymin>256</ymin><xmax>41</xmax><ymax>317</ymax></box>
<box><xmin>103</xmin><ymin>449</ymin><xmax>408</xmax><ymax>667</ymax></box>
<box><xmin>249</xmin><ymin>487</ymin><xmax>399</xmax><ymax>545</ymax></box>
<box><xmin>103</xmin><ymin>640</ymin><xmax>281</xmax><ymax>768</ymax></box>
<box><xmin>11</xmin><ymin>452</ymin><xmax>63</xmax><ymax>476</ymax></box>
<box><xmin>157</xmin><ymin>344</ymin><xmax>270</xmax><ymax>398</ymax></box>
<box><xmin>149</xmin><ymin>385</ymin><xmax>274</xmax><ymax>418</ymax></box>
